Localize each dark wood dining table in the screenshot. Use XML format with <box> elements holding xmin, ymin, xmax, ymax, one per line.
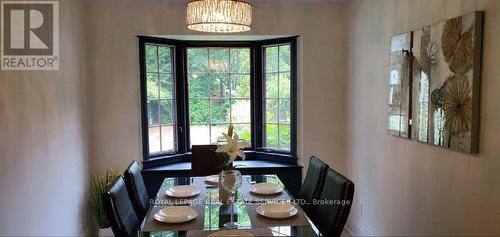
<box><xmin>140</xmin><ymin>174</ymin><xmax>320</xmax><ymax>237</ymax></box>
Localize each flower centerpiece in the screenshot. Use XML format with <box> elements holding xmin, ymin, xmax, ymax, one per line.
<box><xmin>215</xmin><ymin>124</ymin><xmax>250</xmax><ymax>169</ymax></box>
<box><xmin>215</xmin><ymin>124</ymin><xmax>249</xmax><ymax>206</ymax></box>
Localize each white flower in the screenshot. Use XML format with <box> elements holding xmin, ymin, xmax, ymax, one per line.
<box><xmin>216</xmin><ymin>132</ymin><xmax>250</xmax><ymax>164</ymax></box>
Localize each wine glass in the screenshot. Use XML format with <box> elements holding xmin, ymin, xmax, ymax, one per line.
<box><xmin>219</xmin><ymin>169</ymin><xmax>242</xmax><ymax>229</ymax></box>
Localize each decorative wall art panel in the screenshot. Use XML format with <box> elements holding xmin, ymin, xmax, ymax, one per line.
<box><xmin>388</xmin><ymin>32</ymin><xmax>411</xmax><ymax>138</ymax></box>
<box><xmin>388</xmin><ymin>11</ymin><xmax>483</xmax><ymax>154</ymax></box>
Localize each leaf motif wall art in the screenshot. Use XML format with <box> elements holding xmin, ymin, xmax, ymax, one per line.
<box><xmin>389</xmin><ymin>11</ymin><xmax>483</xmax><ymax>154</ymax></box>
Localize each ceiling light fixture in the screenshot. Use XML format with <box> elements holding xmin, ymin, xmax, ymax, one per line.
<box><xmin>186</xmin><ymin>0</ymin><xmax>252</xmax><ymax>33</ymax></box>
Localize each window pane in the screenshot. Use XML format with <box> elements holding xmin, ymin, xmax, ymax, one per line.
<box><xmin>235</xmin><ymin>124</ymin><xmax>251</xmax><ymax>142</ymax></box>
<box><xmin>145</xmin><ymin>44</ymin><xmax>176</xmax><ymax>155</ymax></box>
<box><xmin>210</xmin><ymin>99</ymin><xmax>230</xmax><ymax>123</ymax></box>
<box><xmin>279</xmin><ymin>125</ymin><xmax>291</xmax><ymax>151</ymax></box>
<box><xmin>279</xmin><ymin>99</ymin><xmax>290</xmax><ymax>124</ymax></box>
<box><xmin>265</xmin><ymin>46</ymin><xmax>279</xmax><ymax>73</ymax></box>
<box><xmin>210</xmin><ymin>74</ymin><xmax>230</xmax><ymax>99</ymax></box>
<box><xmin>187</xmin><ymin>47</ymin><xmax>252</xmax><ymax>146</ymax></box>
<box><xmin>189</xmin><ymin>99</ymin><xmax>210</xmax><ymax>124</ymax></box>
<box><xmin>189</xmin><ymin>74</ymin><xmax>210</xmax><ymax>98</ymax></box>
<box><xmin>146</xmin><ymin>73</ymin><xmax>159</xmax><ymax>99</ymax></box>
<box><xmin>209</xmin><ymin>48</ymin><xmax>229</xmax><ymax>73</ymax></box>
<box><xmin>158</xmin><ymin>46</ymin><xmax>172</xmax><ymax>73</ymax></box>
<box><xmin>265</xmin><ymin>124</ymin><xmax>279</xmax><ymax>148</ymax></box>
<box><xmin>159</xmin><ymin>73</ymin><xmax>173</xmax><ymax>99</ymax></box>
<box><xmin>161</xmin><ymin>126</ymin><xmax>175</xmax><ymax>152</ymax></box>
<box><xmin>279</xmin><ymin>73</ymin><xmax>290</xmax><ymax>98</ymax></box>
<box><xmin>210</xmin><ymin>124</ymin><xmax>228</xmax><ymax>143</ymax></box>
<box><xmin>147</xmin><ymin>100</ymin><xmax>159</xmax><ymax>125</ymax></box>
<box><xmin>148</xmin><ymin>126</ymin><xmax>161</xmax><ymax>153</ymax></box>
<box><xmin>263</xmin><ymin>44</ymin><xmax>292</xmax><ymax>152</ymax></box>
<box><xmin>231</xmin><ymin>99</ymin><xmax>251</xmax><ymax>123</ymax></box>
<box><xmin>231</xmin><ymin>74</ymin><xmax>250</xmax><ymax>98</ymax></box>
<box><xmin>190</xmin><ymin>125</ymin><xmax>210</xmax><ymax>146</ymax></box>
<box><xmin>266</xmin><ymin>99</ymin><xmax>278</xmax><ymax>123</ymax></box>
<box><xmin>231</xmin><ymin>48</ymin><xmax>250</xmax><ymax>73</ymax></box>
<box><xmin>145</xmin><ymin>44</ymin><xmax>157</xmax><ymax>72</ymax></box>
<box><xmin>279</xmin><ymin>45</ymin><xmax>290</xmax><ymax>72</ymax></box>
<box><xmin>265</xmin><ymin>73</ymin><xmax>279</xmax><ymax>98</ymax></box>
<box><xmin>188</xmin><ymin>48</ymin><xmax>208</xmax><ymax>73</ymax></box>
<box><xmin>160</xmin><ymin>99</ymin><xmax>174</xmax><ymax>125</ymax></box>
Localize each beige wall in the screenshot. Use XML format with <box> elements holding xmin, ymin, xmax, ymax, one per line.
<box><xmin>345</xmin><ymin>0</ymin><xmax>500</xmax><ymax>235</ymax></box>
<box><xmin>0</xmin><ymin>0</ymin><xmax>89</xmax><ymax>235</ymax></box>
<box><xmin>85</xmin><ymin>1</ymin><xmax>347</xmax><ymax>174</ymax></box>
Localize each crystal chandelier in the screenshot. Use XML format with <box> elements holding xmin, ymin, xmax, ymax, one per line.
<box><xmin>186</xmin><ymin>0</ymin><xmax>252</xmax><ymax>33</ymax></box>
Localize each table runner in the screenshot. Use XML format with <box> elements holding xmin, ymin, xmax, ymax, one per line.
<box><xmin>142</xmin><ymin>175</ymin><xmax>313</xmax><ymax>234</ymax></box>
<box><xmin>245</xmin><ymin>203</ymin><xmax>311</xmax><ymax>228</ymax></box>
<box><xmin>154</xmin><ymin>177</ymin><xmax>214</xmax><ymax>205</ymax></box>
<box><xmin>240</xmin><ymin>176</ymin><xmax>294</xmax><ymax>203</ymax></box>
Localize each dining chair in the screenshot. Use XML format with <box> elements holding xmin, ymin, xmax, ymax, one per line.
<box><xmin>103</xmin><ymin>176</ymin><xmax>140</xmax><ymax>237</ymax></box>
<box><xmin>298</xmin><ymin>156</ymin><xmax>328</xmax><ymax>212</ymax></box>
<box><xmin>124</xmin><ymin>160</ymin><xmax>149</xmax><ymax>219</ymax></box>
<box><xmin>191</xmin><ymin>144</ymin><xmax>223</xmax><ymax>176</ymax></box>
<box><xmin>311</xmin><ymin>168</ymin><xmax>355</xmax><ymax>237</ymax></box>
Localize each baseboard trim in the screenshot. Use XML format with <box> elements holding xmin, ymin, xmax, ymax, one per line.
<box><xmin>345</xmin><ymin>215</ymin><xmax>373</xmax><ymax>236</ymax></box>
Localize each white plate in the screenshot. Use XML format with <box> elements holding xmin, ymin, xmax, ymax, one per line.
<box><xmin>250</xmin><ymin>182</ymin><xmax>283</xmax><ymax>195</ymax></box>
<box><xmin>205</xmin><ymin>174</ymin><xmax>219</xmax><ymax>184</ymax></box>
<box><xmin>208</xmin><ymin>230</ymin><xmax>254</xmax><ymax>236</ymax></box>
<box><xmin>154</xmin><ymin>206</ymin><xmax>198</xmax><ymax>223</ymax></box>
<box><xmin>256</xmin><ymin>203</ymin><xmax>298</xmax><ymax>219</ymax></box>
<box><xmin>165</xmin><ymin>185</ymin><xmax>200</xmax><ymax>198</ymax></box>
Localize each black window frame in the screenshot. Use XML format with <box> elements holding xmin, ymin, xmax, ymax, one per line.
<box><xmin>139</xmin><ymin>36</ymin><xmax>298</xmax><ymax>166</ymax></box>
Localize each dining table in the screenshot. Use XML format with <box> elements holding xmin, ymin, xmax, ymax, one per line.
<box><xmin>140</xmin><ymin>174</ymin><xmax>320</xmax><ymax>237</ymax></box>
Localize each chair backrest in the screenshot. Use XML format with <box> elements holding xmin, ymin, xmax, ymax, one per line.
<box><xmin>298</xmin><ymin>156</ymin><xmax>329</xmax><ymax>207</ymax></box>
<box><xmin>103</xmin><ymin>176</ymin><xmax>140</xmax><ymax>237</ymax></box>
<box><xmin>124</xmin><ymin>160</ymin><xmax>149</xmax><ymax>219</ymax></box>
<box><xmin>311</xmin><ymin>168</ymin><xmax>355</xmax><ymax>237</ymax></box>
<box><xmin>191</xmin><ymin>144</ymin><xmax>222</xmax><ymax>176</ymax></box>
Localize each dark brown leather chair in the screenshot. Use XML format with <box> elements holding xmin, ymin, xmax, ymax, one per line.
<box><xmin>103</xmin><ymin>176</ymin><xmax>140</xmax><ymax>237</ymax></box>
<box><xmin>191</xmin><ymin>144</ymin><xmax>223</xmax><ymax>176</ymax></box>
<box><xmin>310</xmin><ymin>168</ymin><xmax>355</xmax><ymax>237</ymax></box>
<box><xmin>298</xmin><ymin>156</ymin><xmax>328</xmax><ymax>213</ymax></box>
<box><xmin>124</xmin><ymin>160</ymin><xmax>149</xmax><ymax>219</ymax></box>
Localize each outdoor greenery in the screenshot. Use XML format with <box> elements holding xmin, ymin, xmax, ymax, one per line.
<box><xmin>187</xmin><ymin>47</ymin><xmax>252</xmax><ymax>144</ymax></box>
<box><xmin>144</xmin><ymin>43</ymin><xmax>292</xmax><ymax>152</ymax></box>
<box><xmin>264</xmin><ymin>45</ymin><xmax>291</xmax><ymax>151</ymax></box>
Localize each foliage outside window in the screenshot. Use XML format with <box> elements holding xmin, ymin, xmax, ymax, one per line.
<box><xmin>264</xmin><ymin>44</ymin><xmax>291</xmax><ymax>151</ymax></box>
<box><xmin>145</xmin><ymin>44</ymin><xmax>176</xmax><ymax>154</ymax></box>
<box><xmin>140</xmin><ymin>37</ymin><xmax>297</xmax><ymax>160</ymax></box>
<box><xmin>187</xmin><ymin>48</ymin><xmax>252</xmax><ymax>146</ymax></box>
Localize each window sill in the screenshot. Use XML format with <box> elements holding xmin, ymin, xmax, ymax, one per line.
<box><xmin>142</xmin><ymin>159</ymin><xmax>302</xmax><ymax>174</ymax></box>
<box><xmin>142</xmin><ymin>150</ymin><xmax>298</xmax><ymax>169</ymax></box>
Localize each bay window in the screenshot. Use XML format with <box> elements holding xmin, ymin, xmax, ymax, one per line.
<box><xmin>139</xmin><ymin>36</ymin><xmax>297</xmax><ymax>163</ymax></box>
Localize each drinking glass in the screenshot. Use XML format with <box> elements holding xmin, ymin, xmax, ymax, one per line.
<box><xmin>219</xmin><ymin>169</ymin><xmax>242</xmax><ymax>229</ymax></box>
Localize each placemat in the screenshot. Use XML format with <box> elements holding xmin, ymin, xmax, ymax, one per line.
<box><xmin>240</xmin><ymin>177</ymin><xmax>293</xmax><ymax>203</ymax></box>
<box><xmin>154</xmin><ymin>177</ymin><xmax>215</xmax><ymax>206</ymax></box>
<box><xmin>141</xmin><ymin>204</ymin><xmax>206</xmax><ymax>232</ymax></box>
<box><xmin>244</xmin><ymin>203</ymin><xmax>311</xmax><ymax>228</ymax></box>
